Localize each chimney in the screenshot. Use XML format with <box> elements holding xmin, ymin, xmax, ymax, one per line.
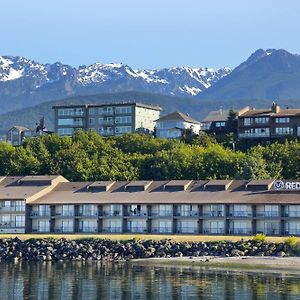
<box><xmin>271</xmin><ymin>102</ymin><xmax>280</xmax><ymax>114</ymax></box>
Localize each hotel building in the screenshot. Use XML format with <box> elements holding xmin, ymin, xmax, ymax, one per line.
<box><xmin>1</xmin><ymin>175</ymin><xmax>300</xmax><ymax>236</ymax></box>
<box><xmin>238</xmin><ymin>103</ymin><xmax>300</xmax><ymax>140</ymax></box>
<box><xmin>52</xmin><ymin>102</ymin><xmax>161</xmax><ymax>137</ymax></box>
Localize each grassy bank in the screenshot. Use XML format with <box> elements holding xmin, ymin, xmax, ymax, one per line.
<box><xmin>0</xmin><ymin>234</ymin><xmax>297</xmax><ymax>243</ymax></box>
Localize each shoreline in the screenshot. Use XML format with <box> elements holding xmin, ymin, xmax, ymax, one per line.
<box><xmin>132</xmin><ymin>256</ymin><xmax>300</xmax><ymax>272</ymax></box>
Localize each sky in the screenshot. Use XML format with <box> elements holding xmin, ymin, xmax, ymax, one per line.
<box><xmin>1</xmin><ymin>0</ymin><xmax>300</xmax><ymax>69</ymax></box>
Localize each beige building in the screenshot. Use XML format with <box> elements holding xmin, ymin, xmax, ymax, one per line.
<box><xmin>1</xmin><ymin>176</ymin><xmax>300</xmax><ymax>236</ymax></box>
<box><xmin>53</xmin><ymin>102</ymin><xmax>162</xmax><ymax>137</ymax></box>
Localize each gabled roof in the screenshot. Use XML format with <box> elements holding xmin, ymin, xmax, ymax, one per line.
<box><xmin>202</xmin><ymin>110</ymin><xmax>232</xmax><ymax>123</ymax></box>
<box><xmin>156</xmin><ymin>112</ymin><xmax>200</xmax><ymax>124</ymax></box>
<box><xmin>9</xmin><ymin>126</ymin><xmax>30</xmax><ymax>132</ymax></box>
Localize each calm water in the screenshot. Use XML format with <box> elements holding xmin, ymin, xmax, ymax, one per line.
<box><xmin>1</xmin><ymin>262</ymin><xmax>300</xmax><ymax>299</ymax></box>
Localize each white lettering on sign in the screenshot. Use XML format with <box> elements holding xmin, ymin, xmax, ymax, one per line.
<box><xmin>274</xmin><ymin>180</ymin><xmax>300</xmax><ymax>190</ymax></box>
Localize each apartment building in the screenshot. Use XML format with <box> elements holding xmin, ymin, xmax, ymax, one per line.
<box><xmin>155</xmin><ymin>111</ymin><xmax>200</xmax><ymax>139</ymax></box>
<box><xmin>201</xmin><ymin>107</ymin><xmax>249</xmax><ymax>135</ymax></box>
<box><xmin>52</xmin><ymin>102</ymin><xmax>162</xmax><ymax>137</ymax></box>
<box><xmin>238</xmin><ymin>103</ymin><xmax>300</xmax><ymax>140</ymax></box>
<box><xmin>1</xmin><ymin>175</ymin><xmax>300</xmax><ymax>236</ymax></box>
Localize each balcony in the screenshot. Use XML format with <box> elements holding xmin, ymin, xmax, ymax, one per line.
<box><xmin>99</xmin><ymin>120</ymin><xmax>114</xmax><ymax>126</ymax></box>
<box><xmin>32</xmin><ymin>228</ymin><xmax>50</xmax><ymax>233</ymax></box>
<box><xmin>55</xmin><ymin>211</ymin><xmax>74</xmax><ymax>217</ymax></box>
<box><xmin>102</xmin><ymin>227</ymin><xmax>122</xmax><ymax>233</ymax></box>
<box><xmin>30</xmin><ymin>211</ymin><xmax>51</xmax><ymax>217</ymax></box>
<box><xmin>177</xmin><ymin>227</ymin><xmax>198</xmax><ymax>234</ymax></box>
<box><xmin>78</xmin><ymin>227</ymin><xmax>98</xmax><ymax>233</ymax></box>
<box><xmin>285</xmin><ymin>211</ymin><xmax>300</xmax><ymax>217</ymax></box>
<box><xmin>175</xmin><ymin>212</ymin><xmax>199</xmax><ymax>217</ymax></box>
<box><xmin>77</xmin><ymin>211</ymin><xmax>98</xmax><ymax>217</ymax></box>
<box><xmin>203</xmin><ymin>228</ymin><xmax>225</xmax><ymax>234</ymax></box>
<box><xmin>0</xmin><ymin>207</ymin><xmax>25</xmax><ymax>212</ymax></box>
<box><xmin>256</xmin><ymin>212</ymin><xmax>279</xmax><ymax>217</ymax></box>
<box><xmin>229</xmin><ymin>211</ymin><xmax>252</xmax><ymax>218</ymax></box>
<box><xmin>285</xmin><ymin>229</ymin><xmax>300</xmax><ymax>235</ymax></box>
<box><xmin>263</xmin><ymin>229</ymin><xmax>280</xmax><ymax>235</ymax></box>
<box><xmin>101</xmin><ymin>211</ymin><xmax>122</xmax><ymax>217</ymax></box>
<box><xmin>0</xmin><ymin>221</ymin><xmax>16</xmax><ymax>228</ymax></box>
<box><xmin>203</xmin><ymin>211</ymin><xmax>224</xmax><ymax>217</ymax></box>
<box><xmin>238</xmin><ymin>133</ymin><xmax>270</xmax><ymax>138</ymax></box>
<box><xmin>150</xmin><ymin>211</ymin><xmax>173</xmax><ymax>217</ymax></box>
<box><xmin>151</xmin><ymin>227</ymin><xmax>172</xmax><ymax>233</ymax></box>
<box><xmin>126</xmin><ymin>227</ymin><xmax>148</xmax><ymax>233</ymax></box>
<box><xmin>124</xmin><ymin>211</ymin><xmax>148</xmax><ymax>217</ymax></box>
<box><xmin>229</xmin><ymin>228</ymin><xmax>252</xmax><ymax>235</ymax></box>
<box><xmin>54</xmin><ymin>227</ymin><xmax>74</xmax><ymax>233</ymax></box>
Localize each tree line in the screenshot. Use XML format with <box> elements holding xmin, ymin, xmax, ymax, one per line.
<box><xmin>0</xmin><ymin>130</ymin><xmax>299</xmax><ymax>181</ymax></box>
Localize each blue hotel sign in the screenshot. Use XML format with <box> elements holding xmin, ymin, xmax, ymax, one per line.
<box><xmin>273</xmin><ymin>180</ymin><xmax>300</xmax><ymax>191</ymax></box>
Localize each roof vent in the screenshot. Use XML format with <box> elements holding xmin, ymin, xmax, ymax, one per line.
<box><xmin>87</xmin><ymin>181</ymin><xmax>115</xmax><ymax>192</ymax></box>
<box><xmin>125</xmin><ymin>181</ymin><xmax>153</xmax><ymax>192</ymax></box>
<box><xmin>204</xmin><ymin>180</ymin><xmax>233</xmax><ymax>191</ymax></box>
<box><xmin>163</xmin><ymin>180</ymin><xmax>193</xmax><ymax>191</ymax></box>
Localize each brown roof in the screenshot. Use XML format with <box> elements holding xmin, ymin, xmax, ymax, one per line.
<box><xmin>30</xmin><ymin>179</ymin><xmax>300</xmax><ymax>205</ymax></box>
<box><xmin>240</xmin><ymin>108</ymin><xmax>300</xmax><ymax>117</ymax></box>
<box><xmin>156</xmin><ymin>112</ymin><xmax>200</xmax><ymax>124</ymax></box>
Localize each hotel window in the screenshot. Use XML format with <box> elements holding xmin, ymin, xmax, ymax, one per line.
<box><xmin>115</xmin><ymin>116</ymin><xmax>132</xmax><ymax>124</ymax></box>
<box><xmin>244</xmin><ymin>118</ymin><xmax>252</xmax><ymax>126</ymax></box>
<box><xmin>255</xmin><ymin>117</ymin><xmax>269</xmax><ymax>124</ymax></box>
<box><xmin>57</xmin><ymin>108</ymin><xmax>84</xmax><ymax>116</ymax></box>
<box><xmin>15</xmin><ymin>216</ymin><xmax>25</xmax><ymax>227</ymax></box>
<box><xmin>3</xmin><ymin>201</ymin><xmax>11</xmax><ymax>207</ymax></box>
<box><xmin>115</xmin><ymin>106</ymin><xmax>132</xmax><ymax>114</ymax></box>
<box><xmin>275</xmin><ymin>117</ymin><xmax>290</xmax><ymax>123</ymax></box>
<box><xmin>115</xmin><ymin>126</ymin><xmax>132</xmax><ymax>134</ymax></box>
<box><xmin>99</xmin><ymin>107</ymin><xmax>113</xmax><ymax>115</ymax></box>
<box><xmin>57</xmin><ymin>118</ymin><xmax>83</xmax><ymax>126</ymax></box>
<box><xmin>89</xmin><ymin>108</ymin><xmax>96</xmax><ymax>115</ymax></box>
<box><xmin>201</xmin><ymin>122</ymin><xmax>211</xmax><ymax>130</ymax></box>
<box><xmin>215</xmin><ymin>121</ymin><xmax>226</xmax><ymax>127</ymax></box>
<box><xmin>275</xmin><ymin>127</ymin><xmax>293</xmax><ymax>135</ymax></box>
<box><xmin>38</xmin><ymin>220</ymin><xmax>50</xmax><ymax>232</ymax></box>
<box><xmin>15</xmin><ymin>201</ymin><xmax>25</xmax><ymax>211</ymax></box>
<box><xmin>62</xmin><ymin>205</ymin><xmax>74</xmax><ymax>217</ymax></box>
<box><xmin>57</xmin><ymin>128</ymin><xmax>74</xmax><ymax>136</ymax></box>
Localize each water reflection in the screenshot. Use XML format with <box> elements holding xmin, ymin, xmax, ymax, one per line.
<box><xmin>0</xmin><ymin>262</ymin><xmax>300</xmax><ymax>299</ymax></box>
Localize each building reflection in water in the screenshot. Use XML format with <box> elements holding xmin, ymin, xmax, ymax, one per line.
<box><xmin>0</xmin><ymin>262</ymin><xmax>299</xmax><ymax>299</ymax></box>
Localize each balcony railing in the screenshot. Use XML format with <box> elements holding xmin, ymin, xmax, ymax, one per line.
<box><xmin>124</xmin><ymin>211</ymin><xmax>148</xmax><ymax>217</ymax></box>
<box><xmin>102</xmin><ymin>227</ymin><xmax>122</xmax><ymax>233</ymax></box>
<box><xmin>263</xmin><ymin>229</ymin><xmax>280</xmax><ymax>235</ymax></box>
<box><xmin>32</xmin><ymin>228</ymin><xmax>50</xmax><ymax>233</ymax></box>
<box><xmin>99</xmin><ymin>120</ymin><xmax>114</xmax><ymax>125</ymax></box>
<box><xmin>229</xmin><ymin>228</ymin><xmax>252</xmax><ymax>234</ymax></box>
<box><xmin>101</xmin><ymin>211</ymin><xmax>122</xmax><ymax>217</ymax></box>
<box><xmin>285</xmin><ymin>229</ymin><xmax>300</xmax><ymax>235</ymax></box>
<box><xmin>77</xmin><ymin>211</ymin><xmax>98</xmax><ymax>217</ymax></box>
<box><xmin>78</xmin><ymin>227</ymin><xmax>98</xmax><ymax>233</ymax></box>
<box><xmin>150</xmin><ymin>211</ymin><xmax>173</xmax><ymax>217</ymax></box>
<box><xmin>229</xmin><ymin>211</ymin><xmax>252</xmax><ymax>217</ymax></box>
<box><xmin>30</xmin><ymin>211</ymin><xmax>51</xmax><ymax>217</ymax></box>
<box><xmin>0</xmin><ymin>221</ymin><xmax>16</xmax><ymax>228</ymax></box>
<box><xmin>285</xmin><ymin>212</ymin><xmax>300</xmax><ymax>217</ymax></box>
<box><xmin>256</xmin><ymin>212</ymin><xmax>279</xmax><ymax>217</ymax></box>
<box><xmin>55</xmin><ymin>212</ymin><xmax>75</xmax><ymax>217</ymax></box>
<box><xmin>203</xmin><ymin>211</ymin><xmax>224</xmax><ymax>217</ymax></box>
<box><xmin>54</xmin><ymin>227</ymin><xmax>74</xmax><ymax>233</ymax></box>
<box><xmin>151</xmin><ymin>227</ymin><xmax>172</xmax><ymax>233</ymax></box>
<box><xmin>239</xmin><ymin>133</ymin><xmax>270</xmax><ymax>138</ymax></box>
<box><xmin>203</xmin><ymin>228</ymin><xmax>225</xmax><ymax>234</ymax></box>
<box><xmin>175</xmin><ymin>212</ymin><xmax>199</xmax><ymax>217</ymax></box>
<box><xmin>0</xmin><ymin>207</ymin><xmax>25</xmax><ymax>212</ymax></box>
<box><xmin>126</xmin><ymin>227</ymin><xmax>148</xmax><ymax>233</ymax></box>
<box><xmin>177</xmin><ymin>227</ymin><xmax>198</xmax><ymax>233</ymax></box>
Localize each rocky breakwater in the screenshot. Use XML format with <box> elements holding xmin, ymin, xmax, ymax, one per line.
<box><xmin>0</xmin><ymin>238</ymin><xmax>295</xmax><ymax>262</ymax></box>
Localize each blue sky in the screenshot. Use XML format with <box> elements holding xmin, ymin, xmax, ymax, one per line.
<box><xmin>1</xmin><ymin>0</ymin><xmax>299</xmax><ymax>69</ymax></box>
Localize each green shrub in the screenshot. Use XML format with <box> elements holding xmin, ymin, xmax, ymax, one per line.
<box><xmin>252</xmin><ymin>234</ymin><xmax>266</xmax><ymax>242</ymax></box>
<box><xmin>285</xmin><ymin>236</ymin><xmax>298</xmax><ymax>247</ymax></box>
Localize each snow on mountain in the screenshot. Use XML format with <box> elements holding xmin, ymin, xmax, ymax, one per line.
<box><xmin>0</xmin><ymin>55</ymin><xmax>231</xmax><ymax>97</ymax></box>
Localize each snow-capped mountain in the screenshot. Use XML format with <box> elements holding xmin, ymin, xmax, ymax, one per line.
<box><xmin>0</xmin><ymin>55</ymin><xmax>231</xmax><ymax>113</ymax></box>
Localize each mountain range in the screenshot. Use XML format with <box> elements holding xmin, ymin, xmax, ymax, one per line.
<box><xmin>0</xmin><ymin>55</ymin><xmax>230</xmax><ymax>114</ymax></box>
<box><xmin>2</xmin><ymin>48</ymin><xmax>300</xmax><ymax>134</ymax></box>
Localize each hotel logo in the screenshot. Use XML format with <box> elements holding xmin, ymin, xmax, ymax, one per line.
<box><xmin>273</xmin><ymin>180</ymin><xmax>284</xmax><ymax>190</ymax></box>
<box><xmin>273</xmin><ymin>180</ymin><xmax>300</xmax><ymax>191</ymax></box>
